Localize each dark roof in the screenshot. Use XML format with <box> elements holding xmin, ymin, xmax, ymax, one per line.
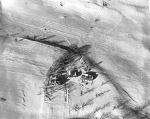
<box><xmin>56</xmin><ymin>75</ymin><xmax>69</xmax><ymax>85</ymax></box>
<box><xmin>84</xmin><ymin>71</ymin><xmax>98</xmax><ymax>79</ymax></box>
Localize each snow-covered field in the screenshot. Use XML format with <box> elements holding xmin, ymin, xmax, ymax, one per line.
<box><xmin>0</xmin><ymin>0</ymin><xmax>150</xmax><ymax>119</ymax></box>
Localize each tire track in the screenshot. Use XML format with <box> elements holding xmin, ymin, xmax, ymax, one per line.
<box><xmin>79</xmin><ymin>6</ymin><xmax>103</xmax><ymax>59</ymax></box>
<box><xmin>93</xmin><ymin>3</ymin><xmax>123</xmax><ymax>59</ymax></box>
<box><xmin>3</xmin><ymin>11</ymin><xmax>82</xmax><ymax>44</ymax></box>
<box><xmin>40</xmin><ymin>32</ymin><xmax>71</xmax><ymax>45</ymax></box>
<box><xmin>23</xmin><ymin>0</ymin><xmax>85</xmax><ymax>44</ymax></box>
<box><xmin>30</xmin><ymin>0</ymin><xmax>85</xmax><ymax>34</ymax></box>
<box><xmin>23</xmin><ymin>0</ymin><xmax>84</xmax><ymax>45</ymax></box>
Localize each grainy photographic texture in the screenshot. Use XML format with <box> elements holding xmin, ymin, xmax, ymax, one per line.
<box><xmin>0</xmin><ymin>0</ymin><xmax>150</xmax><ymax>119</ymax></box>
